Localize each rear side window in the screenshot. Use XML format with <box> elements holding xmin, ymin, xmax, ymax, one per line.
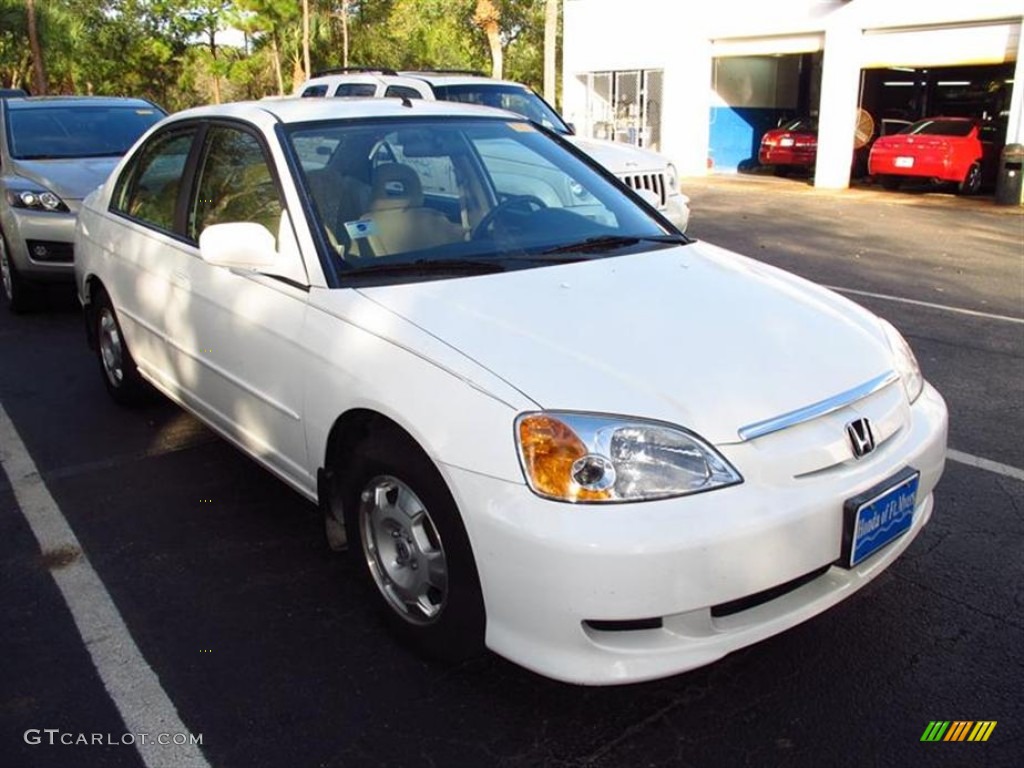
<box><xmin>113</xmin><ymin>128</ymin><xmax>197</xmax><ymax>232</ymax></box>
<box><xmin>302</xmin><ymin>85</ymin><xmax>328</xmax><ymax>98</ymax></box>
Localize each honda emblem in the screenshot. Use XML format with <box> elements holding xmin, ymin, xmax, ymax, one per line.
<box><xmin>846</xmin><ymin>418</ymin><xmax>876</xmax><ymax>459</ymax></box>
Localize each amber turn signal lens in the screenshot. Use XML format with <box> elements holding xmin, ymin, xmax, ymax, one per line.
<box><xmin>517</xmin><ymin>415</ymin><xmax>610</xmax><ymax>501</ymax></box>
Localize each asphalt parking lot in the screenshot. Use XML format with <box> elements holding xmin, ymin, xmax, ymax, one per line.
<box><xmin>1</xmin><ymin>175</ymin><xmax>1022</xmax><ymax>768</ymax></box>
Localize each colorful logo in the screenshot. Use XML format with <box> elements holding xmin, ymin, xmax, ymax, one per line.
<box><xmin>921</xmin><ymin>721</ymin><xmax>997</xmax><ymax>742</ymax></box>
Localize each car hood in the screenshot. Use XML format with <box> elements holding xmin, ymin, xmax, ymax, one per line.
<box><xmin>10</xmin><ymin>158</ymin><xmax>119</xmax><ymax>201</ymax></box>
<box><xmin>567</xmin><ymin>135</ymin><xmax>669</xmax><ymax>175</ymax></box>
<box><xmin>355</xmin><ymin>242</ymin><xmax>894</xmax><ymax>445</ymax></box>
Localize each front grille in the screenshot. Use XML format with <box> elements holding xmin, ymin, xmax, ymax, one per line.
<box><xmin>621</xmin><ymin>172</ymin><xmax>667</xmax><ymax>206</ymax></box>
<box><xmin>711</xmin><ymin>565</ymin><xmax>831</xmax><ymax>618</ymax></box>
<box><xmin>26</xmin><ymin>240</ymin><xmax>74</xmax><ymax>263</ymax></box>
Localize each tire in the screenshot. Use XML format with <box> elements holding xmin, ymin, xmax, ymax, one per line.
<box><xmin>92</xmin><ymin>287</ymin><xmax>150</xmax><ymax>405</ymax></box>
<box><xmin>0</xmin><ymin>233</ymin><xmax>34</xmax><ymax>314</ymax></box>
<box><xmin>880</xmin><ymin>175</ymin><xmax>902</xmax><ymax>191</ymax></box>
<box><xmin>337</xmin><ymin>426</ymin><xmax>485</xmax><ymax>663</ymax></box>
<box><xmin>958</xmin><ymin>162</ymin><xmax>981</xmax><ymax>196</ymax></box>
<box><xmin>773</xmin><ymin>166</ymin><xmax>792</xmax><ymax>178</ymax></box>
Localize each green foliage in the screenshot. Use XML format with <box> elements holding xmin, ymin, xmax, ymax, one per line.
<box><xmin>6</xmin><ymin>0</ymin><xmax>558</xmax><ymax>109</ymax></box>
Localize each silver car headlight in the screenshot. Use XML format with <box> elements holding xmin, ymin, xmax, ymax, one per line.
<box><xmin>5</xmin><ymin>186</ymin><xmax>70</xmax><ymax>213</ymax></box>
<box><xmin>515</xmin><ymin>412</ymin><xmax>742</xmax><ymax>503</ymax></box>
<box><xmin>880</xmin><ymin>320</ymin><xmax>924</xmax><ymax>403</ymax></box>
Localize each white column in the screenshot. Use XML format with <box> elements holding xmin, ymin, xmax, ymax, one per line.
<box><xmin>662</xmin><ymin>40</ymin><xmax>714</xmax><ymax>177</ymax></box>
<box><xmin>814</xmin><ymin>23</ymin><xmax>861</xmax><ymax>189</ymax></box>
<box><xmin>1005</xmin><ymin>16</ymin><xmax>1024</xmax><ymax>145</ymax></box>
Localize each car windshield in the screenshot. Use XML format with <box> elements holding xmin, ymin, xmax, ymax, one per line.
<box><xmin>287</xmin><ymin>117</ymin><xmax>678</xmax><ymax>282</ymax></box>
<box><xmin>6</xmin><ymin>104</ymin><xmax>163</xmax><ymax>159</ymax></box>
<box><xmin>900</xmin><ymin>119</ymin><xmax>974</xmax><ymax>137</ymax></box>
<box><xmin>431</xmin><ymin>84</ymin><xmax>572</xmax><ymax>135</ymax></box>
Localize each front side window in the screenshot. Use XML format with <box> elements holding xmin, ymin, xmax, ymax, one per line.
<box><xmin>114</xmin><ymin>128</ymin><xmax>196</xmax><ymax>232</ymax></box>
<box><xmin>287</xmin><ymin>117</ymin><xmax>675</xmax><ymax>282</ymax></box>
<box><xmin>302</xmin><ymin>85</ymin><xmax>328</xmax><ymax>98</ymax></box>
<box><xmin>6</xmin><ymin>104</ymin><xmax>163</xmax><ymax>160</ymax></box>
<box><xmin>189</xmin><ymin>126</ymin><xmax>283</xmax><ymax>242</ymax></box>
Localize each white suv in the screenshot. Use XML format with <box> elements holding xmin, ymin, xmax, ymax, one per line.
<box><xmin>299</xmin><ymin>69</ymin><xmax>690</xmax><ymax>232</ymax></box>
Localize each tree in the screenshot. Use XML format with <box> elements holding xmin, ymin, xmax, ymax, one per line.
<box><xmin>543</xmin><ymin>0</ymin><xmax>555</xmax><ymax>103</ymax></box>
<box><xmin>26</xmin><ymin>0</ymin><xmax>47</xmax><ymax>93</ymax></box>
<box><xmin>473</xmin><ymin>0</ymin><xmax>502</xmax><ymax>78</ymax></box>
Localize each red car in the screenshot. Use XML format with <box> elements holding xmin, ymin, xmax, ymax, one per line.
<box><xmin>868</xmin><ymin>117</ymin><xmax>999</xmax><ymax>195</ymax></box>
<box><xmin>758</xmin><ymin>117</ymin><xmax>817</xmax><ymax>175</ymax></box>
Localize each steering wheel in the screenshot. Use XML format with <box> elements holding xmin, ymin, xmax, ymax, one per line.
<box><xmin>471</xmin><ymin>194</ymin><xmax>548</xmax><ymax>239</ymax></box>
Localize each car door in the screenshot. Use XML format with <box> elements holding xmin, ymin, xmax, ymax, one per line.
<box><xmin>106</xmin><ymin>125</ymin><xmax>202</xmax><ymax>387</ymax></box>
<box><xmin>167</xmin><ymin>121</ymin><xmax>313</xmax><ymax>493</ymax></box>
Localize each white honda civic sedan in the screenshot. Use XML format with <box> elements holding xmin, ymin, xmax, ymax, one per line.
<box><xmin>74</xmin><ymin>98</ymin><xmax>947</xmax><ymax>685</ymax></box>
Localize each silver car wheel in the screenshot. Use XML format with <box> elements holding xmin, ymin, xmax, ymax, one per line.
<box><xmin>0</xmin><ymin>239</ymin><xmax>12</xmax><ymax>302</ymax></box>
<box><xmin>359</xmin><ymin>475</ymin><xmax>448</xmax><ymax>626</ymax></box>
<box><xmin>98</xmin><ymin>307</ymin><xmax>125</xmax><ymax>387</ymax></box>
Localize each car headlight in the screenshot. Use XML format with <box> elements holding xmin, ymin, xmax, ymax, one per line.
<box><xmin>665</xmin><ymin>163</ymin><xmax>679</xmax><ymax>193</ymax></box>
<box><xmin>880</xmin><ymin>320</ymin><xmax>924</xmax><ymax>403</ymax></box>
<box><xmin>5</xmin><ymin>187</ymin><xmax>70</xmax><ymax>213</ymax></box>
<box><xmin>515</xmin><ymin>412</ymin><xmax>742</xmax><ymax>503</ymax></box>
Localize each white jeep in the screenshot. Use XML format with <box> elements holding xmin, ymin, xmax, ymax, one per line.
<box><xmin>299</xmin><ymin>69</ymin><xmax>690</xmax><ymax>232</ymax></box>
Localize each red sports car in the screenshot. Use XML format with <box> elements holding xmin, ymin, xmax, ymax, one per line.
<box><xmin>868</xmin><ymin>117</ymin><xmax>999</xmax><ymax>195</ymax></box>
<box><xmin>758</xmin><ymin>117</ymin><xmax>817</xmax><ymax>175</ymax></box>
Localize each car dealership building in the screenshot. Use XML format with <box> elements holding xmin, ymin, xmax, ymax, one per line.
<box><xmin>561</xmin><ymin>0</ymin><xmax>1024</xmax><ymax>189</ymax></box>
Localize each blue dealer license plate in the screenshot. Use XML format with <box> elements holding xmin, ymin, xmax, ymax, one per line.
<box><xmin>842</xmin><ymin>468</ymin><xmax>920</xmax><ymax>567</ymax></box>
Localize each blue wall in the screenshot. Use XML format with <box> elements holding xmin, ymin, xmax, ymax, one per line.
<box><xmin>708</xmin><ymin>107</ymin><xmax>792</xmax><ymax>173</ymax></box>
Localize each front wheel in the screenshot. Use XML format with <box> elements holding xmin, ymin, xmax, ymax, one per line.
<box><xmin>93</xmin><ymin>288</ymin><xmax>151</xmax><ymax>405</ymax></box>
<box><xmin>339</xmin><ymin>428</ymin><xmax>485</xmax><ymax>662</ymax></box>
<box><xmin>0</xmin><ymin>234</ymin><xmax>34</xmax><ymax>314</ymax></box>
<box><xmin>958</xmin><ymin>162</ymin><xmax>982</xmax><ymax>196</ymax></box>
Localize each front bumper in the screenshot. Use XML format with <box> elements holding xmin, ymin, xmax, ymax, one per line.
<box><xmin>0</xmin><ymin>203</ymin><xmax>78</xmax><ymax>282</ymax></box>
<box><xmin>445</xmin><ymin>383</ymin><xmax>947</xmax><ymax>685</ymax></box>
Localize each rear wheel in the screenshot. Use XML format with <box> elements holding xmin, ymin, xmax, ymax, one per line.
<box><xmin>93</xmin><ymin>288</ymin><xmax>150</xmax><ymax>405</ymax></box>
<box><xmin>958</xmin><ymin>162</ymin><xmax>982</xmax><ymax>196</ymax></box>
<box><xmin>0</xmin><ymin>234</ymin><xmax>34</xmax><ymax>314</ymax></box>
<box><xmin>337</xmin><ymin>426</ymin><xmax>485</xmax><ymax>662</ymax></box>
<box><xmin>773</xmin><ymin>166</ymin><xmax>792</xmax><ymax>178</ymax></box>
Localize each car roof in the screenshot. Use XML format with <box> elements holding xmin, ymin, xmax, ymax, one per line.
<box><xmin>4</xmin><ymin>95</ymin><xmax>159</xmax><ymax>110</ymax></box>
<box><xmin>169</xmin><ymin>97</ymin><xmax>525</xmax><ymax>126</ymax></box>
<box><xmin>303</xmin><ymin>69</ymin><xmax>532</xmax><ymax>91</ymax></box>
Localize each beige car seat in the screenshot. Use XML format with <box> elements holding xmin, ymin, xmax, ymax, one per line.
<box><xmin>355</xmin><ymin>163</ymin><xmax>464</xmax><ymax>257</ymax></box>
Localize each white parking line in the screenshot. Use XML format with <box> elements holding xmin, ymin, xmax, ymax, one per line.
<box><xmin>947</xmin><ymin>449</ymin><xmax>1024</xmax><ymax>483</ymax></box>
<box><xmin>827</xmin><ymin>286</ymin><xmax>1024</xmax><ymax>325</ymax></box>
<box><xmin>0</xmin><ymin>403</ymin><xmax>209</xmax><ymax>768</ymax></box>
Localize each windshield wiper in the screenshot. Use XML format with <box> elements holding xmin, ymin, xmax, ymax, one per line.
<box><xmin>342</xmin><ymin>258</ymin><xmax>507</xmax><ymax>278</ymax></box>
<box><xmin>540</xmin><ymin>233</ymin><xmax>687</xmax><ymax>255</ymax></box>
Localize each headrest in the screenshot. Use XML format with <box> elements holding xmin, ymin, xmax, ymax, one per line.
<box><xmin>370</xmin><ymin>163</ymin><xmax>423</xmax><ymax>211</ymax></box>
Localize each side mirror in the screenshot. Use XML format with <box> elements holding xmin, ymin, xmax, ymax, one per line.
<box><xmin>199</xmin><ymin>222</ymin><xmax>277</xmax><ymax>269</ymax></box>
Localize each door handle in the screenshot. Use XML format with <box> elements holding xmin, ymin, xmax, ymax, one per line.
<box><xmin>171</xmin><ymin>270</ymin><xmax>190</xmax><ymax>288</ymax></box>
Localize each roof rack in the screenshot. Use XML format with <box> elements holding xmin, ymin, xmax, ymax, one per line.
<box><xmin>400</xmin><ymin>69</ymin><xmax>489</xmax><ymax>78</ymax></box>
<box><xmin>312</xmin><ymin>67</ymin><xmax>398</xmax><ymax>77</ymax></box>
